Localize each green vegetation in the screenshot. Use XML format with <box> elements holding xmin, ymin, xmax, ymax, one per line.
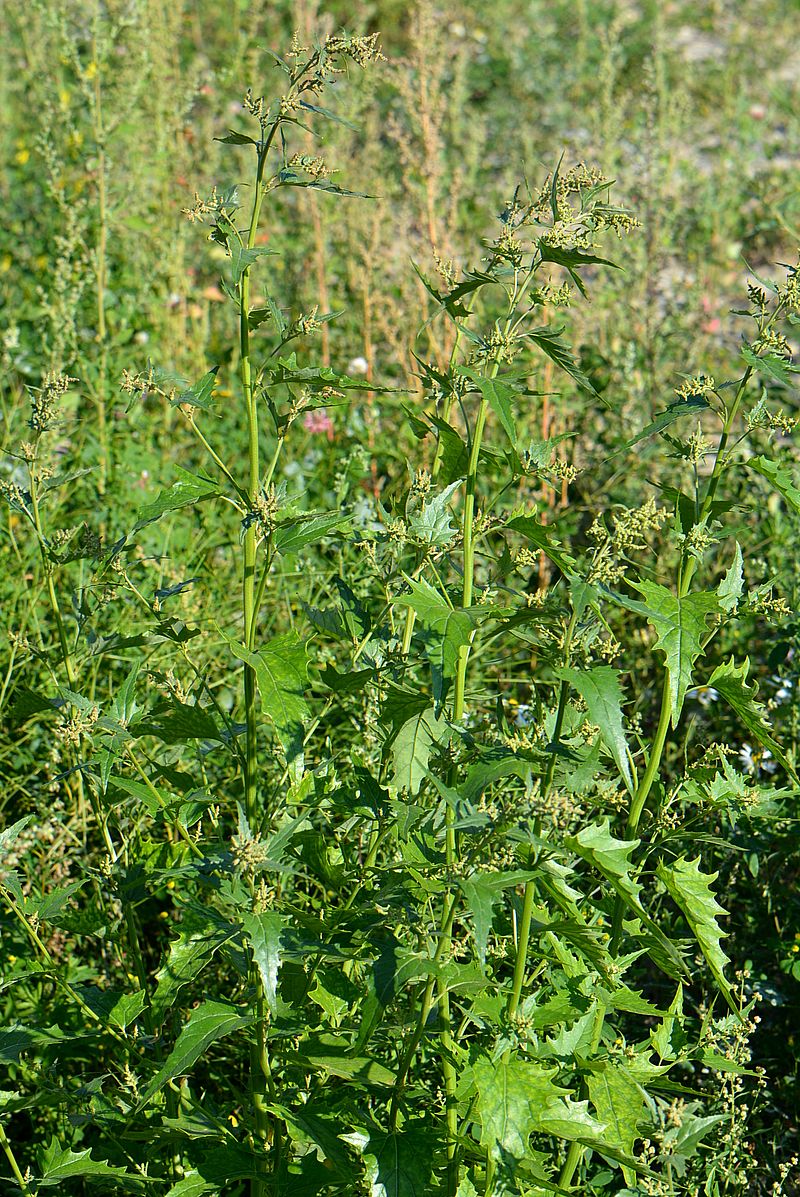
<box><xmin>1</xmin><ymin>2</ymin><xmax>799</xmax><ymax>1195</ymax></box>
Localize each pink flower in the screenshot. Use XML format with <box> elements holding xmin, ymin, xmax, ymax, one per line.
<box><xmin>701</xmin><ymin>294</ymin><xmax>722</xmax><ymax>335</ymax></box>
<box><xmin>303</xmin><ymin>410</ymin><xmax>335</xmax><ymax>440</ymax></box>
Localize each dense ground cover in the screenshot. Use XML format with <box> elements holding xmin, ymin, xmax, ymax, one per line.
<box><xmin>1</xmin><ymin>2</ymin><xmax>800</xmax><ymax>1194</ymax></box>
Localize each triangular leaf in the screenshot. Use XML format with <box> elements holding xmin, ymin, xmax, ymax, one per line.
<box><xmin>657</xmin><ymin>857</ymin><xmax>736</xmax><ymax>1013</ymax></box>
<box><xmin>391</xmin><ymin>708</ymin><xmax>448</xmax><ymax>795</ymax></box>
<box><xmin>706</xmin><ymin>656</ymin><xmax>794</xmax><ymax>775</ymax></box>
<box><xmin>242</xmin><ymin>910</ymin><xmax>285</xmax><ymax>1014</ymax></box>
<box><xmin>559</xmin><ymin>666</ymin><xmax>635</xmax><ymax>794</ymax></box>
<box><xmin>139</xmin><ymin>999</ymin><xmax>253</xmax><ymax>1106</ymax></box>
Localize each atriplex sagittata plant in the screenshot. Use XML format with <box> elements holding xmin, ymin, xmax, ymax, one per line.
<box><xmin>2</xmin><ymin>23</ymin><xmax>800</xmax><ymax>1197</ymax></box>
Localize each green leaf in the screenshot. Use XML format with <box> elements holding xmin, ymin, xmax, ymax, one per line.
<box><xmin>222</xmin><ymin>630</ymin><xmax>309</xmax><ymax>762</ymax></box>
<box><xmin>460</xmin><ymin>369</ymin><xmax>518</xmax><ymax>449</ymax></box>
<box><xmin>473</xmin><ymin>1056</ymin><xmax>605</xmax><ymax>1166</ymax></box>
<box><xmin>622</xmin><ymin>583</ymin><xmax>719</xmax><ymax>726</ymax></box>
<box><xmin>666</xmin><ymin>1112</ymin><xmax>727</xmax><ymax>1164</ymax></box>
<box><xmin>0</xmin><ymin>1024</ymin><xmax>68</xmax><ymax>1062</ymax></box>
<box><xmin>741</xmin><ymin>344</ymin><xmax>799</xmax><ymax>386</ymax></box>
<box><xmin>396</xmin><ymin>576</ymin><xmax>480</xmax><ymax>680</ymax></box>
<box><xmin>391</xmin><ymin>708</ymin><xmax>448</xmax><ymax>795</ymax></box>
<box><xmin>362</xmin><ymin>1126</ymin><xmax>434</xmax><ymax>1197</ymax></box>
<box><xmin>0</xmin><ymin>815</ymin><xmax>34</xmax><ymax>855</ymax></box>
<box><xmin>297</xmin><ymin>99</ymin><xmax>360</xmax><ymax>131</ymax></box>
<box><xmin>230</xmin><ymin>242</ymin><xmax>276</xmax><ymax>285</ymax></box>
<box><xmin>407</xmin><ymin>480</ymin><xmax>462</xmax><ymax>547</ymax></box>
<box><xmin>164</xmin><ymin>1175</ymin><xmax>213</xmax><ymax>1197</ymax></box>
<box><xmin>559</xmin><ymin>666</ymin><xmax>635</xmax><ymax>794</ymax></box>
<box><xmin>79</xmin><ymin>988</ymin><xmax>147</xmax><ymax>1031</ymax></box>
<box><xmin>565</xmin><ymin>821</ymin><xmax>684</xmax><ymax>976</ymax></box>
<box><xmin>459</xmin><ymin>872</ymin><xmax>532</xmax><ymax>967</ymax></box>
<box><xmin>172</xmin><ymin>368</ymin><xmax>219</xmax><ymax>412</ymax></box>
<box><xmin>706</xmin><ymin>656</ymin><xmax>794</xmax><ymax>775</ymax></box>
<box><xmin>273</xmin><ymin>511</ymin><xmax>350</xmax><ymax>556</ymax></box>
<box><xmin>242</xmin><ymin>911</ymin><xmax>285</xmax><ymax>1014</ymax></box>
<box><xmin>746</xmin><ymin>455</ymin><xmax>800</xmax><ymax>513</ymax></box>
<box><xmin>132</xmin><ymin>468</ymin><xmax>219</xmax><ymax>533</ymax></box>
<box><xmin>151</xmin><ymin>914</ymin><xmax>233</xmax><ymax>1026</ymax></box>
<box><xmin>527</xmin><ymin>327</ymin><xmax>601</xmax><ymax>400</ymax></box>
<box><xmin>216</xmin><ymin>129</ymin><xmax>258</xmax><ymax>145</ymax></box>
<box><xmin>506</xmin><ymin>514</ymin><xmax>576</xmax><ymax>576</ymax></box>
<box><xmin>650</xmin><ymin>984</ymin><xmax>686</xmax><ymax>1062</ymax></box>
<box><xmin>276</xmin><ymin>170</ymin><xmax>373</xmax><ymax>199</ymax></box>
<box><xmin>586</xmin><ymin>1062</ymin><xmax>649</xmax><ymax>1158</ymax></box>
<box><xmin>139</xmin><ymin>999</ymin><xmax>253</xmax><ymax>1106</ymax></box>
<box><xmin>717</xmin><ymin>544</ymin><xmax>744</xmax><ymax>614</ymax></box>
<box><xmin>538</xmin><ymin>242</ymin><xmax>619</xmax><ymax>296</ymax></box>
<box><xmin>427</xmin><ymin>415</ymin><xmax>469</xmax><ymax>485</ymax></box>
<box><xmin>613</xmin><ymin>392</ymin><xmax>710</xmax><ymax>457</ymax></box>
<box><xmin>36</xmin><ymin>1139</ymin><xmax>137</xmax><ymax>1187</ymax></box>
<box><xmin>288</xmin><ymin>1034</ymin><xmax>395</xmax><ymax>1086</ymax></box>
<box><xmin>411</xmin><ymin>262</ymin><xmax>495</xmax><ymax>317</ymax></box>
<box><xmin>656</xmin><ymin>857</ymin><xmax>735</xmax><ymax>1012</ymax></box>
<box><xmin>566</xmin><ymin>820</ymin><xmax>642</xmax><ymax>912</ymax></box>
<box><xmin>264</xmin><ymin>354</ymin><xmax>393</xmax><ymax>392</ymax></box>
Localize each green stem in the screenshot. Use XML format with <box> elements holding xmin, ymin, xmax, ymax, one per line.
<box><xmin>0</xmin><ymin>1117</ymin><xmax>32</xmax><ymax>1196</ymax></box>
<box><xmin>92</xmin><ymin>15</ymin><xmax>110</xmax><ymax>496</ymax></box>
<box><xmin>390</xmin><ymin>892</ymin><xmax>458</xmax><ymax>1130</ymax></box>
<box><xmin>556</xmin><ymin>1002</ymin><xmax>606</xmax><ymax>1191</ymax></box>
<box><xmin>241</xmin><ymin>144</ymin><xmax>269</xmax><ymax>831</ymax></box>
<box><xmin>235</xmin><ymin>116</ymin><xmax>287</xmax><ymax>1197</ymax></box>
<box><xmin>507</xmin><ymin>608</ymin><xmax>578</xmax><ymax>1019</ymax></box>
<box><xmin>452</xmin><ymin>394</ymin><xmax>490</xmax><ymax>722</ymax></box>
<box><xmin>1</xmin><ymin>885</ymin><xmax>126</xmax><ymax>1043</ymax></box>
<box><xmin>28</xmin><ymin>456</ymin><xmax>75</xmax><ymax>688</ymax></box>
<box><xmin>607</xmin><ymin>324</ymin><xmax>784</xmax><ymax>995</ymax></box>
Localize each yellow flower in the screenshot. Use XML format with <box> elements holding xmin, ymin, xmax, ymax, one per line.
<box><xmin>83</xmin><ymin>60</ymin><xmax>98</xmax><ymax>80</ymax></box>
<box><xmin>15</xmin><ymin>148</ymin><xmax>30</xmax><ymax>166</ymax></box>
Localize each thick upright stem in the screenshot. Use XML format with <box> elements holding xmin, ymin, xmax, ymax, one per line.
<box><xmin>29</xmin><ymin>459</ymin><xmax>75</xmax><ymax>688</ymax></box>
<box><xmin>92</xmin><ymin>17</ymin><xmax>110</xmax><ymax>495</ymax></box>
<box><xmin>237</xmin><ymin>139</ymin><xmax>275</xmax><ymax>1197</ymax></box>
<box><xmin>0</xmin><ymin>1118</ymin><xmax>33</xmax><ymax>1196</ymax></box>
<box><xmin>241</xmin><ymin>149</ymin><xmax>268</xmax><ymax>828</ymax></box>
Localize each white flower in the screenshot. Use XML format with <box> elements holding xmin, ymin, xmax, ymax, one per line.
<box><xmin>739</xmin><ymin>743</ymin><xmax>777</xmax><ymax>775</ymax></box>
<box><xmin>514</xmin><ymin>704</ymin><xmax>532</xmax><ymax>728</ymax></box>
<box><xmin>687</xmin><ymin>685</ymin><xmax>719</xmax><ymax>707</ymax></box>
<box><xmin>739</xmin><ymin>744</ymin><xmax>756</xmax><ymax>774</ymax></box>
<box><xmin>348</xmin><ymin>356</ymin><xmax>369</xmax><ymax>376</ymax></box>
<box><xmin>771</xmin><ymin>675</ymin><xmax>793</xmax><ymax>704</ymax></box>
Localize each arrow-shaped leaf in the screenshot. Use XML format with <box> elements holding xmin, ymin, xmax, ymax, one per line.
<box><xmin>559</xmin><ymin>666</ymin><xmax>635</xmax><ymax>794</ymax></box>
<box><xmin>139</xmin><ymin>999</ymin><xmax>253</xmax><ymax>1106</ymax></box>
<box><xmin>657</xmin><ymin>856</ymin><xmax>736</xmax><ymax>1013</ymax></box>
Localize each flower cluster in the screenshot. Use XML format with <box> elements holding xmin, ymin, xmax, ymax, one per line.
<box><xmin>29</xmin><ymin>372</ymin><xmax>77</xmax><ymax>434</ymax></box>
<box><xmin>675</xmin><ymin>373</ymin><xmax>715</xmax><ymax>400</ymax></box>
